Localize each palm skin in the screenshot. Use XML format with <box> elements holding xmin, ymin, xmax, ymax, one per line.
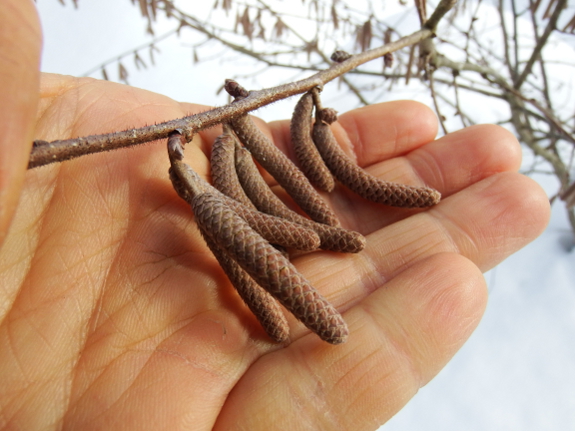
<box><xmin>0</xmin><ymin>1</ymin><xmax>550</xmax><ymax>430</ymax></box>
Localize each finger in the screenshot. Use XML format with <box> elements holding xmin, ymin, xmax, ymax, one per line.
<box><xmin>0</xmin><ymin>0</ymin><xmax>41</xmax><ymax>246</ymax></box>
<box><xmin>330</xmin><ymin>124</ymin><xmax>524</xmax><ymax>232</ymax></box>
<box><xmin>295</xmin><ymin>171</ymin><xmax>549</xmax><ymax>317</ymax></box>
<box><xmin>355</xmin><ymin>123</ymin><xmax>522</xmax><ymax>200</ymax></box>
<box><xmin>334</xmin><ymin>100</ymin><xmax>439</xmax><ymax>166</ymax></box>
<box><xmin>214</xmin><ymin>253</ymin><xmax>486</xmax><ymax>430</ymax></box>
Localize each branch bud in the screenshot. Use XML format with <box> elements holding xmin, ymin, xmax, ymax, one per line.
<box><xmin>225</xmin><ymin>79</ymin><xmax>249</xmax><ymax>99</ymax></box>
<box><xmin>331</xmin><ymin>50</ymin><xmax>352</xmax><ymax>63</ymax></box>
<box><xmin>317</xmin><ymin>108</ymin><xmax>338</xmax><ymax>125</ymax></box>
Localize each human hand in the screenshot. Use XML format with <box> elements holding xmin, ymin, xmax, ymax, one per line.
<box><xmin>0</xmin><ymin>1</ymin><xmax>550</xmax><ymax>430</ymax></box>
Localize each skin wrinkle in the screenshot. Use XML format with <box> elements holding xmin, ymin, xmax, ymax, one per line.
<box><xmin>1</xmin><ymin>392</ymin><xmax>26</xmax><ymax>430</ymax></box>
<box><xmin>127</xmin><ymin>286</ymin><xmax>168</xmax><ymax>343</ymax></box>
<box><xmin>69</xmin><ymin>324</ymin><xmax>167</xmax><ymax>416</ymax></box>
<box><xmin>53</xmin><ymin>84</ymin><xmax>89</xmax><ymax>141</ymax></box>
<box><xmin>68</xmin><ymin>352</ymin><xmax>151</xmax><ymax>425</ymax></box>
<box><xmin>286</xmin><ymin>344</ymin><xmax>352</xmax><ymax>428</ymax></box>
<box><xmin>59</xmin><ymin>180</ymin><xmax>163</xmax><ymax>423</ymax></box>
<box><xmin>112</xmin><ymin>319</ymin><xmax>256</xmax><ymax>430</ymax></box>
<box><xmin>37</xmin><ymin>76</ymin><xmax>73</xmax><ymax>107</ymax></box>
<box><xmin>431</xmin><ymin>206</ymin><xmax>479</xmax><ymax>263</ymax></box>
<box><xmin>421</xmin><ymin>261</ymin><xmax>486</xmax><ymax>381</ymax></box>
<box><xmin>282</xmin><ymin>369</ymin><xmax>329</xmax><ymax>431</ymax></box>
<box><xmin>368</xmin><ymin>312</ymin><xmax>425</xmax><ymax>389</ymax></box>
<box><xmin>353</xmin><ymin>302</ymin><xmax>423</xmax><ymax>388</ymax></box>
<box><xmin>338</xmin><ymin>108</ymin><xmax>397</xmax><ymax>168</ymax></box>
<box><xmin>280</xmin><ymin>360</ymin><xmax>335</xmax><ymax>428</ymax></box>
<box><xmin>360</xmin><ymin>213</ymin><xmax>448</xmax><ymax>285</ymax></box>
<box><xmin>426</xmin><ymin>281</ymin><xmax>479</xmax><ymax>350</ymax></box>
<box><xmin>366</xmin><ymin>253</ymin><xmax>484</xmax><ymax>386</ymax></box>
<box><xmin>0</xmin><ymin>196</ymin><xmax>44</xmax><ymax>292</ymax></box>
<box><xmin>410</xmin><ymin>145</ymin><xmax>445</xmax><ymax>193</ymax></box>
<box><xmin>304</xmin><ymin>250</ymin><xmax>386</xmax><ymax>310</ymax></box>
<box><xmin>0</xmin><ymin>0</ymin><xmax>41</xmax><ymax>243</ymax></box>
<box><xmin>396</xmin><ymin>222</ymin><xmax>443</xmax><ymax>266</ymax></box>
<box><xmin>31</xmin><ymin>226</ymin><xmax>111</xmax><ymax>300</ymax></box>
<box><xmin>92</xmin><ymin>220</ymin><xmax>210</xmax><ymax>333</ymax></box>
<box><xmin>0</xmin><ymin>52</ymin><xmax>19</xmax><ymax>69</ymax></box>
<box><xmin>433</xmin><ymin>174</ymin><xmax>544</xmax><ymax>271</ymax></box>
<box><xmin>2</xmin><ymin>325</ymin><xmax>27</xmax><ymax>382</ymax></box>
<box><xmin>2</xmin><ymin>326</ymin><xmax>71</xmax><ymax>428</ymax></box>
<box><xmin>330</xmin><ymin>330</ymin><xmax>377</xmax><ymax>387</ymax></box>
<box><xmin>38</xmin><ymin>76</ymin><xmax>184</xmax><ymax>148</ymax></box>
<box><xmin>354</xmin><ymin>249</ymin><xmax>388</xmax><ymax>299</ymax></box>
<box><xmin>119</xmin><ymin>230</ymin><xmax>203</xmax><ymax>300</ymax></box>
<box><xmin>337</xmin><ymin>350</ymin><xmax>388</xmax><ymax>422</ymax></box>
<box><xmin>287</xmin><ymin>314</ymin><xmax>416</xmax><ymax>431</ymax></box>
<box><xmin>120</xmin><ymin>268</ymin><xmax>175</xmax><ymax>321</ymax></box>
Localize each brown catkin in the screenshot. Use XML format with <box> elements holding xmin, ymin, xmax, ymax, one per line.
<box><xmin>210</xmin><ymin>131</ymin><xmax>256</xmax><ymax>208</ymax></box>
<box><xmin>192</xmin><ymin>192</ymin><xmax>349</xmax><ymax>344</ymax></box>
<box><xmin>198</xmin><ymin>225</ymin><xmax>290</xmax><ymax>343</ymax></box>
<box><xmin>312</xmin><ymin>108</ymin><xmax>441</xmax><ymax>208</ymax></box>
<box><xmin>229</xmin><ymin>112</ymin><xmax>341</xmax><ymax>226</ymax></box>
<box><xmin>221</xmin><ymin>196</ymin><xmax>322</xmax><ymax>251</ymax></box>
<box><xmin>170</xmin><ymin>162</ymin><xmax>322</xmax><ymax>252</ymax></box>
<box><xmin>290</xmin><ymin>92</ymin><xmax>335</xmax><ymax>192</ymax></box>
<box><xmin>235</xmin><ymin>146</ymin><xmax>365</xmax><ymax>253</ymax></box>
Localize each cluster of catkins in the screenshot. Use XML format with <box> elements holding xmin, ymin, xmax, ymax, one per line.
<box><xmin>167</xmin><ymin>80</ymin><xmax>441</xmax><ymax>345</ymax></box>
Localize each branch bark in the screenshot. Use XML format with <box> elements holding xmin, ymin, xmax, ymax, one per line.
<box><xmin>29</xmin><ymin>2</ymin><xmax>456</xmax><ymax>169</ymax></box>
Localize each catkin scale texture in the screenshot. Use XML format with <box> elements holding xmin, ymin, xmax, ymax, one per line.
<box><xmin>198</xmin><ymin>225</ymin><xmax>290</xmax><ymax>343</ymax></box>
<box><xmin>170</xmin><ymin>154</ymin><xmax>322</xmax><ymax>252</ymax></box>
<box><xmin>229</xmin><ymin>113</ymin><xmax>341</xmax><ymax>226</ymax></box>
<box><xmin>210</xmin><ymin>132</ymin><xmax>256</xmax><ymax>208</ymax></box>
<box><xmin>221</xmin><ymin>196</ymin><xmax>322</xmax><ymax>251</ymax></box>
<box><xmin>192</xmin><ymin>192</ymin><xmax>349</xmax><ymax>344</ymax></box>
<box><xmin>290</xmin><ymin>92</ymin><xmax>335</xmax><ymax>192</ymax></box>
<box><xmin>235</xmin><ymin>146</ymin><xmax>366</xmax><ymax>253</ymax></box>
<box><xmin>312</xmin><ymin>112</ymin><xmax>441</xmax><ymax>208</ymax></box>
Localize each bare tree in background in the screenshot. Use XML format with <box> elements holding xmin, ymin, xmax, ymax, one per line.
<box><xmin>57</xmin><ymin>0</ymin><xmax>575</xmax><ymax>236</ymax></box>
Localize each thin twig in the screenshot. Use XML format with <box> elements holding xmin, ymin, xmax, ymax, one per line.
<box><xmin>29</xmin><ymin>5</ymin><xmax>456</xmax><ymax>169</ymax></box>
<box><xmin>515</xmin><ymin>0</ymin><xmax>567</xmax><ymax>89</ymax></box>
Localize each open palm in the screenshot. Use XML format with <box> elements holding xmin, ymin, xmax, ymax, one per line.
<box><xmin>0</xmin><ymin>2</ymin><xmax>550</xmax><ymax>430</ymax></box>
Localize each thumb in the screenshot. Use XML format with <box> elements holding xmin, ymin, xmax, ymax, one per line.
<box><xmin>0</xmin><ymin>0</ymin><xmax>42</xmax><ymax>247</ymax></box>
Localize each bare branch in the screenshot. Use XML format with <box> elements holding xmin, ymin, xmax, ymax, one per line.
<box><xmin>29</xmin><ymin>26</ymin><xmax>437</xmax><ymax>168</ymax></box>
<box><xmin>515</xmin><ymin>0</ymin><xmax>567</xmax><ymax>88</ymax></box>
